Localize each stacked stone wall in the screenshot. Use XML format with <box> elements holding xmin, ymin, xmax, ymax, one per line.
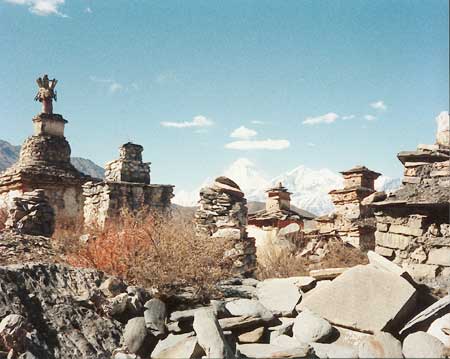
<box><xmin>195</xmin><ymin>177</ymin><xmax>256</xmax><ymax>277</ymax></box>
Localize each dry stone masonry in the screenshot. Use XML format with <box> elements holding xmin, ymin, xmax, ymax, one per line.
<box><xmin>0</xmin><ymin>75</ymin><xmax>93</xmax><ymax>219</ymax></box>
<box><xmin>195</xmin><ymin>176</ymin><xmax>256</xmax><ymax>277</ymax></box>
<box><xmin>4</xmin><ymin>189</ymin><xmax>55</xmax><ymax>237</ymax></box>
<box><xmin>371</xmin><ymin>112</ymin><xmax>450</xmax><ymax>289</ymax></box>
<box><xmin>316</xmin><ymin>166</ymin><xmax>382</xmax><ymax>250</ymax></box>
<box><xmin>83</xmin><ymin>143</ymin><xmax>174</xmax><ymax>227</ymax></box>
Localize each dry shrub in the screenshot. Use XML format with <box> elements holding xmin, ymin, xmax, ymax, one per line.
<box><xmin>256</xmin><ymin>237</ymin><xmax>368</xmax><ymax>280</ymax></box>
<box><xmin>63</xmin><ymin>210</ymin><xmax>232</xmax><ymax>297</ymax></box>
<box><xmin>256</xmin><ymin>247</ymin><xmax>309</xmax><ymax>280</ymax></box>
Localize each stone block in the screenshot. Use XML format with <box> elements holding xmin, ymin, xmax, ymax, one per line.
<box><xmin>298</xmin><ymin>265</ymin><xmax>417</xmax><ymax>333</ymax></box>
<box><xmin>376</xmin><ymin>222</ymin><xmax>389</xmax><ymax>232</ymax></box>
<box><xmin>375</xmin><ymin>246</ymin><xmax>394</xmax><ymax>258</ymax></box>
<box><xmin>375</xmin><ymin>231</ymin><xmax>410</xmax><ymax>250</ymax></box>
<box><xmin>427</xmin><ymin>248</ymin><xmax>450</xmax><ymax>266</ymax></box>
<box><xmin>389</xmin><ymin>224</ymin><xmax>424</xmax><ymax>237</ymax></box>
<box><xmin>403</xmin><ymin>264</ymin><xmax>438</xmax><ymax>280</ymax></box>
<box><xmin>309</xmin><ymin>268</ymin><xmax>347</xmax><ymax>280</ymax></box>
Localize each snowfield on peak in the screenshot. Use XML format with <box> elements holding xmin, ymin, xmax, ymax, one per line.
<box><xmin>173</xmin><ymin>158</ymin><xmax>402</xmax><ymax>215</ymax></box>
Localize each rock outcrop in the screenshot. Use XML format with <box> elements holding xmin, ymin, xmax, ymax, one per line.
<box><xmin>4</xmin><ymin>189</ymin><xmax>54</xmax><ymax>237</ymax></box>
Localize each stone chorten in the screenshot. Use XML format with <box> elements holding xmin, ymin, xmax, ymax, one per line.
<box><xmin>83</xmin><ymin>143</ymin><xmax>174</xmax><ymax>227</ymax></box>
<box><xmin>195</xmin><ymin>176</ymin><xmax>256</xmax><ymax>277</ymax></box>
<box><xmin>0</xmin><ymin>75</ymin><xmax>92</xmax><ymax>218</ymax></box>
<box><xmin>371</xmin><ymin>112</ymin><xmax>450</xmax><ymax>289</ymax></box>
<box><xmin>248</xmin><ymin>182</ymin><xmax>311</xmax><ymax>228</ymax></box>
<box><xmin>316</xmin><ymin>165</ymin><xmax>382</xmax><ymax>250</ymax></box>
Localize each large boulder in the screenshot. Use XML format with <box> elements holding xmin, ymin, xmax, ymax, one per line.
<box><xmin>298</xmin><ymin>265</ymin><xmax>417</xmax><ymax>333</ymax></box>
<box><xmin>402</xmin><ymin>331</ymin><xmax>446</xmax><ymax>358</ymax></box>
<box><xmin>256</xmin><ymin>278</ymin><xmax>302</xmax><ymax>316</ymax></box>
<box><xmin>427</xmin><ymin>313</ymin><xmax>450</xmax><ymax>347</ymax></box>
<box><xmin>358</xmin><ymin>332</ymin><xmax>402</xmax><ymax>358</ymax></box>
<box><xmin>151</xmin><ymin>333</ymin><xmax>204</xmax><ymax>359</ymax></box>
<box><xmin>236</xmin><ymin>343</ymin><xmax>313</xmax><ymax>358</ymax></box>
<box><xmin>193</xmin><ymin>309</ymin><xmax>234</xmax><ymax>359</ymax></box>
<box><xmin>123</xmin><ymin>317</ymin><xmax>155</xmax><ymax>355</ymax></box>
<box><xmin>225</xmin><ymin>299</ymin><xmax>274</xmax><ymax>321</ymax></box>
<box><xmin>144</xmin><ymin>298</ymin><xmax>167</xmax><ymax>336</ymax></box>
<box><xmin>293</xmin><ymin>310</ymin><xmax>333</xmax><ymax>344</ymax></box>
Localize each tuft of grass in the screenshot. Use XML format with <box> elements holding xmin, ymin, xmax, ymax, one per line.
<box><xmin>54</xmin><ymin>210</ymin><xmax>233</xmax><ymax>298</ymax></box>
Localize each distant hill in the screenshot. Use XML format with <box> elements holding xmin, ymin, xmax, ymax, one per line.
<box><xmin>0</xmin><ymin>139</ymin><xmax>105</xmax><ymax>179</ymax></box>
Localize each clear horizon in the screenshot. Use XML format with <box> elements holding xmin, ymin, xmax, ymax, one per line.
<box><xmin>1</xmin><ymin>0</ymin><xmax>448</xmax><ymax>193</ymax></box>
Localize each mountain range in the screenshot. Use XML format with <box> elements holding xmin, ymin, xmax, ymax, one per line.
<box><xmin>0</xmin><ymin>140</ymin><xmax>402</xmax><ymax>216</ymax></box>
<box><xmin>0</xmin><ymin>139</ymin><xmax>105</xmax><ymax>179</ymax></box>
<box><xmin>173</xmin><ymin>158</ymin><xmax>402</xmax><ymax>216</ymax></box>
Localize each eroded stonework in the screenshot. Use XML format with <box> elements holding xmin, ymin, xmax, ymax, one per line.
<box><xmin>0</xmin><ymin>113</ymin><xmax>93</xmax><ymax>219</ymax></box>
<box><xmin>195</xmin><ymin>176</ymin><xmax>256</xmax><ymax>277</ymax></box>
<box><xmin>371</xmin><ymin>115</ymin><xmax>450</xmax><ymax>290</ymax></box>
<box><xmin>316</xmin><ymin>166</ymin><xmax>381</xmax><ymax>251</ymax></box>
<box><xmin>83</xmin><ymin>143</ymin><xmax>173</xmax><ymax>227</ymax></box>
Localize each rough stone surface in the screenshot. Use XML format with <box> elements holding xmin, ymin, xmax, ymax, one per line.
<box><xmin>427</xmin><ymin>313</ymin><xmax>450</xmax><ymax>347</ymax></box>
<box><xmin>143</xmin><ymin>298</ymin><xmax>167</xmax><ymax>336</ymax></box>
<box><xmin>4</xmin><ymin>190</ymin><xmax>54</xmax><ymax>237</ymax></box>
<box><xmin>237</xmin><ymin>327</ymin><xmax>265</xmax><ymax>344</ymax></box>
<box><xmin>236</xmin><ymin>343</ymin><xmax>312</xmax><ymax>359</ymax></box>
<box><xmin>298</xmin><ymin>265</ymin><xmax>417</xmax><ymax>333</ymax></box>
<box><xmin>194</xmin><ymin>177</ymin><xmax>256</xmax><ymax>277</ymax></box>
<box><xmin>256</xmin><ymin>278</ymin><xmax>302</xmax><ymax>316</ymax></box>
<box><xmin>358</xmin><ymin>331</ymin><xmax>402</xmax><ymax>358</ymax></box>
<box><xmin>83</xmin><ymin>143</ymin><xmax>174</xmax><ymax>228</ymax></box>
<box><xmin>193</xmin><ymin>309</ymin><xmax>234</xmax><ymax>359</ymax></box>
<box><xmin>151</xmin><ymin>333</ymin><xmax>203</xmax><ymax>359</ymax></box>
<box><xmin>123</xmin><ymin>317</ymin><xmax>152</xmax><ymax>354</ymax></box>
<box><xmin>225</xmin><ymin>299</ymin><xmax>274</xmax><ymax>322</ymax></box>
<box><xmin>402</xmin><ymin>331</ymin><xmax>446</xmax><ymax>358</ymax></box>
<box><xmin>0</xmin><ymin>263</ymin><xmax>124</xmax><ymax>358</ymax></box>
<box><xmin>293</xmin><ymin>310</ymin><xmax>333</xmax><ymax>344</ymax></box>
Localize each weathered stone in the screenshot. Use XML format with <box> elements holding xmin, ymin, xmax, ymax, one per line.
<box><xmin>298</xmin><ymin>265</ymin><xmax>417</xmax><ymax>333</ymax></box>
<box><xmin>376</xmin><ymin>222</ymin><xmax>389</xmax><ymax>232</ymax></box>
<box><xmin>403</xmin><ymin>263</ymin><xmax>438</xmax><ymax>280</ymax></box>
<box><xmin>144</xmin><ymin>298</ymin><xmax>167</xmax><ymax>336</ymax></box>
<box><xmin>109</xmin><ymin>293</ymin><xmax>129</xmax><ymax>316</ymax></box>
<box><xmin>389</xmin><ymin>224</ymin><xmax>424</xmax><ymax>237</ymax></box>
<box><xmin>375</xmin><ymin>245</ymin><xmax>394</xmax><ymax>258</ymax></box>
<box><xmin>309</xmin><ymin>268</ymin><xmax>347</xmax><ymax>280</ymax></box>
<box><xmin>268</xmin><ymin>318</ymin><xmax>295</xmax><ymax>341</ymax></box>
<box><xmin>218</xmin><ymin>316</ymin><xmax>264</xmax><ymax>331</ymax></box>
<box><xmin>193</xmin><ymin>309</ymin><xmax>234</xmax><ymax>359</ymax></box>
<box><xmin>100</xmin><ymin>277</ymin><xmax>126</xmax><ymax>297</ymax></box>
<box><xmin>293</xmin><ymin>310</ymin><xmax>333</xmax><ymax>344</ymax></box>
<box><xmin>427</xmin><ymin>248</ymin><xmax>450</xmax><ymax>266</ymax></box>
<box><xmin>212</xmin><ymin>228</ymin><xmax>242</xmax><ymax>240</ymax></box>
<box><xmin>311</xmin><ymin>342</ymin><xmax>358</xmax><ymax>359</ymax></box>
<box><xmin>236</xmin><ymin>343</ymin><xmax>312</xmax><ymax>359</ymax></box>
<box><xmin>375</xmin><ymin>231</ymin><xmax>410</xmax><ymax>250</ymax></box>
<box><xmin>151</xmin><ymin>333</ymin><xmax>203</xmax><ymax>359</ymax></box>
<box><xmin>271</xmin><ymin>334</ymin><xmax>299</xmax><ymax>348</ymax></box>
<box><xmin>400</xmin><ymin>295</ymin><xmax>450</xmax><ymax>336</ymax></box>
<box><xmin>358</xmin><ymin>332</ymin><xmax>402</xmax><ymax>358</ymax></box>
<box><xmin>238</xmin><ymin>327</ymin><xmax>265</xmax><ymax>344</ymax></box>
<box><xmin>123</xmin><ymin>317</ymin><xmax>155</xmax><ymax>355</ymax></box>
<box><xmin>224</xmin><ymin>299</ymin><xmax>274</xmax><ymax>321</ymax></box>
<box><xmin>427</xmin><ymin>313</ymin><xmax>450</xmax><ymax>347</ymax></box>
<box><xmin>0</xmin><ymin>314</ymin><xmax>28</xmax><ymax>351</ymax></box>
<box><xmin>256</xmin><ymin>278</ymin><xmax>302</xmax><ymax>316</ymax></box>
<box><xmin>402</xmin><ymin>331</ymin><xmax>446</xmax><ymax>358</ymax></box>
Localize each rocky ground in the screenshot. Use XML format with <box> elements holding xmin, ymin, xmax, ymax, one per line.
<box><xmin>0</xmin><ymin>249</ymin><xmax>449</xmax><ymax>358</ymax></box>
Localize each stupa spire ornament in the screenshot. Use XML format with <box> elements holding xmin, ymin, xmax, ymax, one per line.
<box><xmin>34</xmin><ymin>74</ymin><xmax>58</xmax><ymax>114</ymax></box>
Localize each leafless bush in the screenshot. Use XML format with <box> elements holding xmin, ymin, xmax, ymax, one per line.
<box><xmin>56</xmin><ymin>210</ymin><xmax>233</xmax><ymax>298</ymax></box>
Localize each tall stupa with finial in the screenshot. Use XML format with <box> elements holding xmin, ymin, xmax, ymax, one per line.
<box><xmin>0</xmin><ymin>75</ymin><xmax>94</xmax><ymax>218</ymax></box>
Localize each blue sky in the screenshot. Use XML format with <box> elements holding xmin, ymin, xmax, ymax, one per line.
<box><xmin>0</xmin><ymin>0</ymin><xmax>448</xmax><ymax>191</ymax></box>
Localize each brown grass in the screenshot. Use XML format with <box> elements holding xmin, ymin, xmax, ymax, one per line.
<box><xmin>53</xmin><ymin>210</ymin><xmax>232</xmax><ymax>298</ymax></box>
<box><xmin>256</xmin><ymin>237</ymin><xmax>368</xmax><ymax>280</ymax></box>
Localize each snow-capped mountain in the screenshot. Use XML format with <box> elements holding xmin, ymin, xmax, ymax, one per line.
<box><xmin>172</xmin><ymin>158</ymin><xmax>402</xmax><ymax>215</ymax></box>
